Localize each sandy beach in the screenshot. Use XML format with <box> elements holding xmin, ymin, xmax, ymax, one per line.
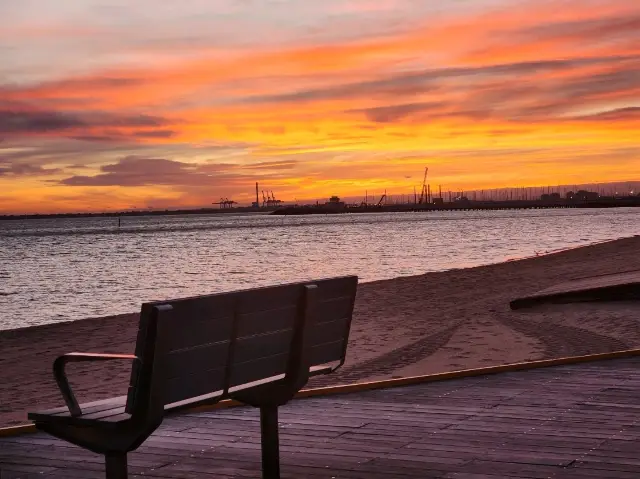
<box><xmin>1</xmin><ymin>236</ymin><xmax>639</xmax><ymax>427</ymax></box>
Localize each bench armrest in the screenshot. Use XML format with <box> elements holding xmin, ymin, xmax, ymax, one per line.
<box><xmin>53</xmin><ymin>353</ymin><xmax>139</xmax><ymax>417</ymax></box>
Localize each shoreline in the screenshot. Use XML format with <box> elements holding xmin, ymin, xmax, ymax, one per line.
<box><xmin>1</xmin><ymin>236</ymin><xmax>639</xmax><ymax>426</ymax></box>
<box><xmin>2</xmin><ymin>234</ymin><xmax>637</xmax><ymax>334</ymax></box>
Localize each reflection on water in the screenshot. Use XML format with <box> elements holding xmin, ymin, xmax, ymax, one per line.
<box><xmin>1</xmin><ymin>208</ymin><xmax>638</xmax><ymax>330</ymax></box>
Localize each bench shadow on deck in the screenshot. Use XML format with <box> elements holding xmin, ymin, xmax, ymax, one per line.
<box><xmin>2</xmin><ymin>357</ymin><xmax>640</xmax><ymax>479</ymax></box>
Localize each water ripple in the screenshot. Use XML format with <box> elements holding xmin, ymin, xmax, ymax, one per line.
<box><xmin>0</xmin><ymin>208</ymin><xmax>638</xmax><ymax>330</ymax></box>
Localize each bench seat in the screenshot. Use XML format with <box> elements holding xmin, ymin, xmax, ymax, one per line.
<box><xmin>32</xmin><ymin>364</ymin><xmax>333</xmax><ymax>424</ymax></box>
<box><xmin>30</xmin><ymin>396</ymin><xmax>130</xmax><ymax>426</ymax></box>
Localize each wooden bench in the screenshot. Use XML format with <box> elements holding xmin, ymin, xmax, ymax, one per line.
<box><xmin>28</xmin><ymin>276</ymin><xmax>358</xmax><ymax>479</ymax></box>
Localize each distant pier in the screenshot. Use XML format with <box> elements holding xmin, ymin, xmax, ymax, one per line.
<box><xmin>270</xmin><ymin>196</ymin><xmax>640</xmax><ymax>215</ymax></box>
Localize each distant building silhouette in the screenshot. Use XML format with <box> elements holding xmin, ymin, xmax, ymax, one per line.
<box><xmin>325</xmin><ymin>196</ymin><xmax>345</xmax><ymax>209</ymax></box>
<box><xmin>541</xmin><ymin>192</ymin><xmax>561</xmax><ymax>201</ymax></box>
<box><xmin>567</xmin><ymin>190</ymin><xmax>599</xmax><ymax>201</ymax></box>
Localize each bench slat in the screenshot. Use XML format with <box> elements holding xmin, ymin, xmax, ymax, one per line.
<box><xmin>52</xmin><ymin>396</ymin><xmax>128</xmax><ymax>417</ymax></box>
<box><xmin>315</xmin><ymin>296</ymin><xmax>356</xmax><ymax>324</ymax></box>
<box><xmin>163</xmin><ymin>367</ymin><xmax>226</xmax><ymax>406</ymax></box>
<box><xmin>230</xmin><ymin>352</ymin><xmax>289</xmax><ymax>387</ymax></box>
<box><xmin>165</xmin><ymin>389</ymin><xmax>224</xmax><ymax>411</ymax></box>
<box><xmin>78</xmin><ymin>407</ymin><xmax>128</xmax><ymax>421</ymax></box>
<box><xmin>33</xmin><ymin>395</ymin><xmax>127</xmax><ymax>417</ymax></box>
<box><xmin>165</xmin><ymin>313</ymin><xmax>235</xmax><ymax>352</ymax></box>
<box><xmin>235</xmin><ymin>286</ymin><xmax>301</xmax><ymax>315</ymax></box>
<box><xmin>309</xmin><ymin>316</ymin><xmax>350</xmax><ymax>347</ymax></box>
<box><xmin>164</xmin><ymin>341</ymin><xmax>230</xmax><ymax>379</ymax></box>
<box><xmin>314</xmin><ymin>276</ymin><xmax>358</xmax><ymax>302</ymax></box>
<box><xmin>95</xmin><ymin>412</ymin><xmax>132</xmax><ymax>423</ymax></box>
<box><xmin>29</xmin><ymin>397</ymin><xmax>129</xmax><ymax>424</ymax></box>
<box><xmin>236</xmin><ymin>304</ymin><xmax>297</xmax><ymax>337</ymax></box>
<box><xmin>234</xmin><ymin>329</ymin><xmax>294</xmax><ymax>364</ymax></box>
<box><xmin>310</xmin><ymin>339</ymin><xmax>345</xmax><ymax>366</ymax></box>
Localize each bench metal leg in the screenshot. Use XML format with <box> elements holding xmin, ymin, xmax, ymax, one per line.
<box><xmin>105</xmin><ymin>452</ymin><xmax>128</xmax><ymax>479</ymax></box>
<box><xmin>260</xmin><ymin>406</ymin><xmax>280</xmax><ymax>479</ymax></box>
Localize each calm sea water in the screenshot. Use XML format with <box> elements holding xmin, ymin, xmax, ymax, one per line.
<box><xmin>1</xmin><ymin>208</ymin><xmax>638</xmax><ymax>330</ymax></box>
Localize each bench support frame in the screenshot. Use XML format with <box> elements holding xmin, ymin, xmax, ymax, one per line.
<box><xmin>260</xmin><ymin>406</ymin><xmax>280</xmax><ymax>479</ymax></box>
<box><xmin>105</xmin><ymin>452</ymin><xmax>128</xmax><ymax>479</ymax></box>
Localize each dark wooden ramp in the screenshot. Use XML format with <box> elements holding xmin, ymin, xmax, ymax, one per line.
<box><xmin>2</xmin><ymin>357</ymin><xmax>640</xmax><ymax>478</ymax></box>
<box><xmin>510</xmin><ymin>269</ymin><xmax>640</xmax><ymax>309</ymax></box>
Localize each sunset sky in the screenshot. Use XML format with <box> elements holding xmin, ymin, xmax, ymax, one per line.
<box><xmin>1</xmin><ymin>0</ymin><xmax>639</xmax><ymax>213</ymax></box>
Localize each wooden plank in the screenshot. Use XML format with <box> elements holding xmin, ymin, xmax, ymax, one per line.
<box><xmin>309</xmin><ymin>339</ymin><xmax>344</xmax><ymax>366</ymax></box>
<box><xmin>234</xmin><ymin>284</ymin><xmax>302</xmax><ymax>315</ymax></box>
<box><xmin>163</xmin><ymin>341</ymin><xmax>230</xmax><ymax>379</ymax></box>
<box><xmin>233</xmin><ymin>329</ymin><xmax>294</xmax><ymax>364</ymax></box>
<box><xmin>313</xmin><ymin>276</ymin><xmax>358</xmax><ymax>302</ymax></box>
<box><xmin>308</xmin><ymin>316</ymin><xmax>349</xmax><ymax>346</ymax></box>
<box><xmin>150</xmin><ymin>295</ymin><xmax>237</xmax><ymax>349</ymax></box>
<box><xmin>229</xmin><ymin>353</ymin><xmax>288</xmax><ymax>387</ymax></box>
<box><xmin>314</xmin><ymin>296</ymin><xmax>355</xmax><ymax>324</ymax></box>
<box><xmin>33</xmin><ymin>396</ymin><xmax>127</xmax><ymax>418</ymax></box>
<box><xmin>163</xmin><ymin>367</ymin><xmax>226</xmax><ymax>406</ymax></box>
<box><xmin>448</xmin><ymin>460</ymin><xmax>562</xmax><ymax>478</ymax></box>
<box><xmin>164</xmin><ymin>313</ymin><xmax>235</xmax><ymax>352</ymax></box>
<box><xmin>29</xmin><ymin>408</ymin><xmax>131</xmax><ymax>426</ymax></box>
<box><xmin>236</xmin><ymin>305</ymin><xmax>297</xmax><ymax>337</ymax></box>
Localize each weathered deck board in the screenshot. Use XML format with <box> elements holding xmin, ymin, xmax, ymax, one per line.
<box><xmin>2</xmin><ymin>357</ymin><xmax>640</xmax><ymax>478</ymax></box>
<box><xmin>510</xmin><ymin>269</ymin><xmax>640</xmax><ymax>309</ymax></box>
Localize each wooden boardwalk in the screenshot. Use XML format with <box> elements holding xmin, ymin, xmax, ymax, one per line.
<box><xmin>2</xmin><ymin>357</ymin><xmax>640</xmax><ymax>478</ymax></box>
<box><xmin>510</xmin><ymin>269</ymin><xmax>640</xmax><ymax>309</ymax></box>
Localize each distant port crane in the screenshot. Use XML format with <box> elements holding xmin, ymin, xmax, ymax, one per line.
<box><xmin>267</xmin><ymin>191</ymin><xmax>282</xmax><ymax>207</ymax></box>
<box><xmin>418</xmin><ymin>167</ymin><xmax>429</xmax><ymax>204</ymax></box>
<box><xmin>260</xmin><ymin>189</ymin><xmax>283</xmax><ymax>207</ymax></box>
<box><xmin>212</xmin><ymin>197</ymin><xmax>236</xmax><ymax>209</ymax></box>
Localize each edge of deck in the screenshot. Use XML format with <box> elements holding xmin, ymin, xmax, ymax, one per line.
<box><xmin>3</xmin><ymin>347</ymin><xmax>640</xmax><ymax>438</ymax></box>
<box><xmin>510</xmin><ymin>269</ymin><xmax>640</xmax><ymax>309</ymax></box>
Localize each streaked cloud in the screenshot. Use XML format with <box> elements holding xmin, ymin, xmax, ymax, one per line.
<box><xmin>1</xmin><ymin>111</ymin><xmax>161</xmax><ymax>132</ymax></box>
<box><xmin>575</xmin><ymin>107</ymin><xmax>640</xmax><ymax>121</ymax></box>
<box><xmin>57</xmin><ymin>155</ymin><xmax>295</xmax><ymax>187</ymax></box>
<box><xmin>0</xmin><ymin>163</ymin><xmax>61</xmax><ymax>177</ymax></box>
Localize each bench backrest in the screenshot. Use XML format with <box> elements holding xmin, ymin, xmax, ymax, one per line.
<box><xmin>125</xmin><ymin>276</ymin><xmax>358</xmax><ymax>417</ymax></box>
